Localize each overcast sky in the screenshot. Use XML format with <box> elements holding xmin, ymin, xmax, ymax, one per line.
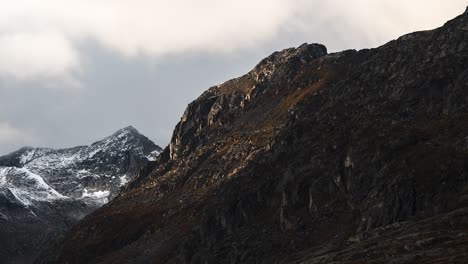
<box><xmin>0</xmin><ymin>1</ymin><xmax>466</xmax><ymax>154</ymax></box>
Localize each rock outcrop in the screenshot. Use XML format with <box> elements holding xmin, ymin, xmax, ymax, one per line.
<box><xmin>39</xmin><ymin>8</ymin><xmax>468</xmax><ymax>264</ymax></box>
<box><xmin>0</xmin><ymin>126</ymin><xmax>161</xmax><ymax>263</ymax></box>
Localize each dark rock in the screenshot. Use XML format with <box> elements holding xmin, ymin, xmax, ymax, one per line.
<box><xmin>38</xmin><ymin>8</ymin><xmax>468</xmax><ymax>264</ymax></box>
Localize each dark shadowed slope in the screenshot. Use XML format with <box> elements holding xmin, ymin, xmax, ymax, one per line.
<box><xmin>39</xmin><ymin>7</ymin><xmax>468</xmax><ymax>264</ymax></box>
<box><xmin>0</xmin><ymin>126</ymin><xmax>161</xmax><ymax>264</ymax></box>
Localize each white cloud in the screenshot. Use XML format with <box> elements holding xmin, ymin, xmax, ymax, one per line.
<box><xmin>293</xmin><ymin>0</ymin><xmax>467</xmax><ymax>51</ymax></box>
<box><xmin>0</xmin><ymin>0</ymin><xmax>293</xmax><ymax>83</ymax></box>
<box><xmin>0</xmin><ymin>122</ymin><xmax>39</xmax><ymax>154</ymax></box>
<box><xmin>0</xmin><ymin>32</ymin><xmax>79</xmax><ymax>80</ymax></box>
<box><xmin>0</xmin><ymin>0</ymin><xmax>466</xmax><ymax>83</ymax></box>
<box><xmin>0</xmin><ymin>122</ymin><xmax>36</xmax><ymax>145</ymax></box>
<box><xmin>0</xmin><ymin>122</ymin><xmax>21</xmax><ymax>140</ymax></box>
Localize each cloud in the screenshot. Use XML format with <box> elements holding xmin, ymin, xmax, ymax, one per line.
<box><xmin>292</xmin><ymin>0</ymin><xmax>467</xmax><ymax>51</ymax></box>
<box><xmin>0</xmin><ymin>122</ymin><xmax>21</xmax><ymax>140</ymax></box>
<box><xmin>0</xmin><ymin>122</ymin><xmax>37</xmax><ymax>153</ymax></box>
<box><xmin>0</xmin><ymin>32</ymin><xmax>79</xmax><ymax>81</ymax></box>
<box><xmin>0</xmin><ymin>0</ymin><xmax>466</xmax><ymax>83</ymax></box>
<box><xmin>0</xmin><ymin>0</ymin><xmax>293</xmax><ymax>83</ymax></box>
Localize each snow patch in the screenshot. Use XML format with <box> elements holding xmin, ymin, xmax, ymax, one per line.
<box><xmin>0</xmin><ymin>167</ymin><xmax>67</xmax><ymax>206</ymax></box>
<box><xmin>146</xmin><ymin>150</ymin><xmax>161</xmax><ymax>161</ymax></box>
<box><xmin>81</xmin><ymin>188</ymin><xmax>110</xmax><ymax>204</ymax></box>
<box><xmin>20</xmin><ymin>150</ymin><xmax>35</xmax><ymax>165</ymax></box>
<box><xmin>0</xmin><ymin>167</ymin><xmax>7</xmax><ymax>184</ymax></box>
<box><xmin>88</xmin><ymin>148</ymin><xmax>101</xmax><ymax>159</ymax></box>
<box><xmin>82</xmin><ymin>189</ymin><xmax>110</xmax><ymax>199</ymax></box>
<box><xmin>77</xmin><ymin>169</ymin><xmax>88</xmax><ymax>174</ymax></box>
<box><xmin>17</xmin><ymin>168</ymin><xmax>67</xmax><ymax>199</ymax></box>
<box><xmin>8</xmin><ymin>187</ymin><xmax>33</xmax><ymax>206</ymax></box>
<box><xmin>76</xmin><ymin>169</ymin><xmax>99</xmax><ymax>179</ymax></box>
<box><xmin>119</xmin><ymin>175</ymin><xmax>129</xmax><ymax>186</ymax></box>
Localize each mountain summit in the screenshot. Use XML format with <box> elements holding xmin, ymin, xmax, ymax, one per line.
<box><xmin>41</xmin><ymin>8</ymin><xmax>468</xmax><ymax>264</ymax></box>
<box><xmin>0</xmin><ymin>127</ymin><xmax>162</xmax><ymax>263</ymax></box>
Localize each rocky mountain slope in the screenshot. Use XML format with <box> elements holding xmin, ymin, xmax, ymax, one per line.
<box><xmin>0</xmin><ymin>126</ymin><xmax>161</xmax><ymax>263</ymax></box>
<box><xmin>39</xmin><ymin>8</ymin><xmax>468</xmax><ymax>264</ymax></box>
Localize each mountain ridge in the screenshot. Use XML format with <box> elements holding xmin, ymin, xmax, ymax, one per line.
<box><xmin>40</xmin><ymin>8</ymin><xmax>468</xmax><ymax>264</ymax></box>
<box><xmin>0</xmin><ymin>126</ymin><xmax>162</xmax><ymax>264</ymax></box>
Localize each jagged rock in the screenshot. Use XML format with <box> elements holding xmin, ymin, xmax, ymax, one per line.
<box><xmin>38</xmin><ymin>8</ymin><xmax>468</xmax><ymax>264</ymax></box>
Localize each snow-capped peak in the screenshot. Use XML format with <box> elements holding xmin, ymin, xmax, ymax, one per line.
<box><xmin>0</xmin><ymin>126</ymin><xmax>162</xmax><ymax>209</ymax></box>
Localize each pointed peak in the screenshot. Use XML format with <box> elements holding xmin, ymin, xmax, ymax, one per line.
<box><xmin>253</xmin><ymin>43</ymin><xmax>327</xmax><ymax>76</ymax></box>
<box><xmin>114</xmin><ymin>126</ymin><xmax>140</xmax><ymax>136</ymax></box>
<box><xmin>123</xmin><ymin>125</ymin><xmax>138</xmax><ymax>132</ymax></box>
<box><xmin>91</xmin><ymin>126</ymin><xmax>144</xmax><ymax>147</ymax></box>
<box><xmin>257</xmin><ymin>43</ymin><xmax>326</xmax><ymax>66</ymax></box>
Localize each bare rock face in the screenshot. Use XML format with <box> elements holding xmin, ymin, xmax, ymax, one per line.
<box><xmin>0</xmin><ymin>126</ymin><xmax>161</xmax><ymax>263</ymax></box>
<box><xmin>39</xmin><ymin>8</ymin><xmax>468</xmax><ymax>264</ymax></box>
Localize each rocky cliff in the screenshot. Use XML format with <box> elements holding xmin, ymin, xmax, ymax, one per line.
<box><xmin>39</xmin><ymin>8</ymin><xmax>468</xmax><ymax>264</ymax></box>
<box><xmin>0</xmin><ymin>126</ymin><xmax>161</xmax><ymax>263</ymax></box>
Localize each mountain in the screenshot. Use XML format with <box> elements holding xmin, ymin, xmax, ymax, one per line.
<box><xmin>0</xmin><ymin>126</ymin><xmax>162</xmax><ymax>263</ymax></box>
<box><xmin>39</xmin><ymin>8</ymin><xmax>468</xmax><ymax>264</ymax></box>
